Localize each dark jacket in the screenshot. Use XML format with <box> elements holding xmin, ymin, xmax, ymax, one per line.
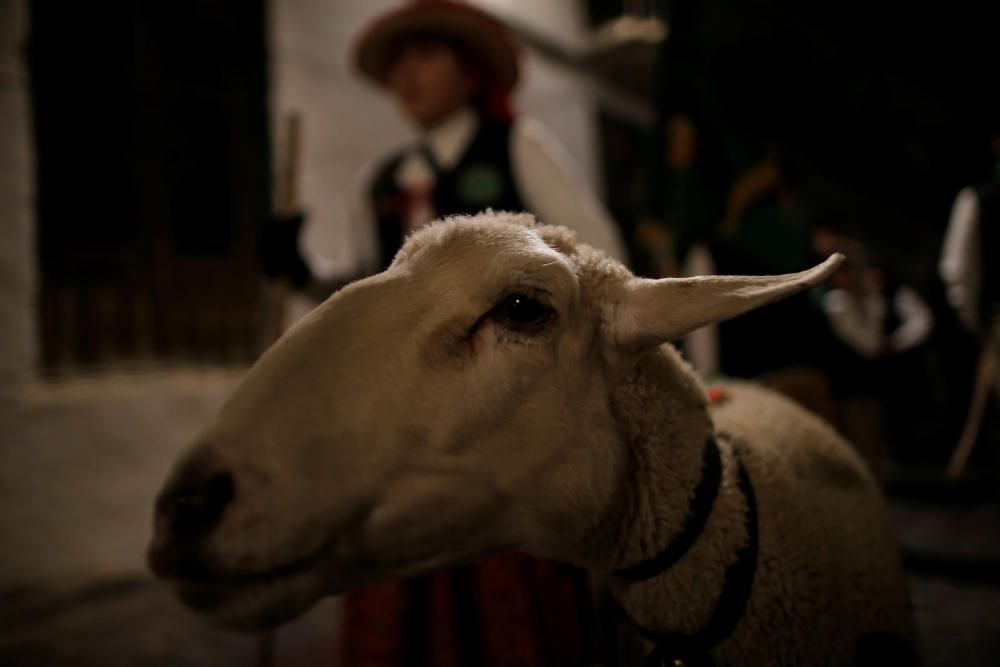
<box><xmin>369</xmin><ymin>117</ymin><xmax>527</xmax><ymax>271</ymax></box>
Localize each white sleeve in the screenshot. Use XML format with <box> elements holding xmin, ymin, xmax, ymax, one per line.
<box><xmin>823</xmin><ymin>289</ymin><xmax>883</xmax><ymax>358</ymax></box>
<box><xmin>939</xmin><ymin>186</ymin><xmax>981</xmax><ymax>331</ymax></box>
<box><xmin>889</xmin><ymin>286</ymin><xmax>934</xmax><ymax>352</ymax></box>
<box><xmin>303</xmin><ymin>161</ymin><xmax>381</xmax><ymax>282</ymax></box>
<box><xmin>510</xmin><ymin>117</ymin><xmax>627</xmax><ymax>263</ymax></box>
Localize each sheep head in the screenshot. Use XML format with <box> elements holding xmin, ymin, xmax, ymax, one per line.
<box><xmin>148</xmin><ymin>212</ymin><xmax>842</xmax><ymax>630</ymax></box>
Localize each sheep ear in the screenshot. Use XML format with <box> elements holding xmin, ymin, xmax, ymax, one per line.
<box><xmin>611</xmin><ymin>254</ymin><xmax>844</xmax><ymax>349</ymax></box>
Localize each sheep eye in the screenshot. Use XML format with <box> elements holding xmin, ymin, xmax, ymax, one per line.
<box><xmin>493</xmin><ymin>293</ymin><xmax>553</xmax><ymax>329</ymax></box>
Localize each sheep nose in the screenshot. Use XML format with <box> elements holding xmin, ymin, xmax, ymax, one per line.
<box><xmin>156</xmin><ymin>470</ymin><xmax>235</xmax><ymax>541</ymax></box>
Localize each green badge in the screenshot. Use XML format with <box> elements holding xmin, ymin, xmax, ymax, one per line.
<box><xmin>456</xmin><ymin>164</ymin><xmax>504</xmax><ymax>206</ymax></box>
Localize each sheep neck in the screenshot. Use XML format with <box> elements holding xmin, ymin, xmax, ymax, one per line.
<box><xmin>604</xmin><ymin>347</ymin><xmax>755</xmax><ymax>641</ymax></box>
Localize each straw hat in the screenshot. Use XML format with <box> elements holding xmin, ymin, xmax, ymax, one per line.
<box><xmin>353</xmin><ymin>1</ymin><xmax>520</xmax><ymax>92</ymax></box>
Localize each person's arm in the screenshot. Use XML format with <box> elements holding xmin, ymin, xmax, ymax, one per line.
<box><xmin>823</xmin><ymin>289</ymin><xmax>883</xmax><ymax>359</ymax></box>
<box><xmin>510</xmin><ymin>117</ymin><xmax>627</xmax><ymax>262</ymax></box>
<box><xmin>299</xmin><ymin>163</ymin><xmax>382</xmax><ymax>300</ymax></box>
<box><xmin>887</xmin><ymin>286</ymin><xmax>934</xmax><ymax>353</ymax></box>
<box><xmin>939</xmin><ymin>186</ymin><xmax>981</xmax><ymax>331</ymax></box>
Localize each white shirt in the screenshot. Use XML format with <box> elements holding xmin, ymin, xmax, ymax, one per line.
<box><xmin>823</xmin><ymin>286</ymin><xmax>933</xmax><ymax>358</ymax></box>
<box><xmin>320</xmin><ymin>107</ymin><xmax>626</xmax><ymax>281</ymax></box>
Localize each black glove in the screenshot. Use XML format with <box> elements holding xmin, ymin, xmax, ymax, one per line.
<box><xmin>260</xmin><ymin>211</ymin><xmax>313</xmax><ymax>289</ymax></box>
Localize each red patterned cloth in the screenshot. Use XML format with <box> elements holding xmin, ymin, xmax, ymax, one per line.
<box><xmin>341</xmin><ymin>553</ymin><xmax>595</xmax><ymax>666</ymax></box>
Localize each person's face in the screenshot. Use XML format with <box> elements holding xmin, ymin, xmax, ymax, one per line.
<box><xmin>387</xmin><ymin>41</ymin><xmax>474</xmax><ymax>129</ymax></box>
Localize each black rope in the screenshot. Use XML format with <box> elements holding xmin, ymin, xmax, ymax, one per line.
<box><xmin>693</xmin><ymin>450</ymin><xmax>758</xmax><ymax>649</ymax></box>
<box><xmin>617</xmin><ymin>437</ymin><xmax>723</xmax><ymax>582</ymax></box>
<box><xmin>617</xmin><ymin>439</ymin><xmax>760</xmax><ymax>667</ymax></box>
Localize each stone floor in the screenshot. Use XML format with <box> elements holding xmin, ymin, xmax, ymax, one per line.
<box><xmin>0</xmin><ymin>578</ymin><xmax>342</xmax><ymax>667</ymax></box>
<box><xmin>891</xmin><ymin>479</ymin><xmax>1000</xmax><ymax>667</ymax></box>
<box><xmin>911</xmin><ymin>576</ymin><xmax>1000</xmax><ymax>667</ymax></box>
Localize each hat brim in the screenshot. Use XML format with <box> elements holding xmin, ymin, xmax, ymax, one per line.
<box><xmin>354</xmin><ymin>1</ymin><xmax>520</xmax><ymax>92</ymax></box>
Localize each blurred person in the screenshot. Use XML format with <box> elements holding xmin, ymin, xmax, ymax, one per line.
<box><xmin>818</xmin><ymin>232</ymin><xmax>934</xmax><ymax>363</ymax></box>
<box><xmin>939</xmin><ymin>129</ymin><xmax>1000</xmax><ymax>472</ymax></box>
<box><xmin>262</xmin><ymin>2</ymin><xmax>628</xmax><ymax>665</ymax></box>
<box><xmin>636</xmin><ymin>11</ymin><xmax>825</xmax><ymax>380</ymax></box>
<box><xmin>262</xmin><ymin>1</ymin><xmax>625</xmax><ymax>303</ymax></box>
<box><xmin>815</xmin><ymin>230</ymin><xmax>936</xmax><ymax>468</ymax></box>
<box><xmin>940</xmin><ymin>129</ymin><xmax>999</xmax><ymax>337</ymax></box>
<box><xmin>640</xmin><ymin>116</ymin><xmax>826</xmax><ymax>374</ymax></box>
<box><xmin>703</xmin><ymin>151</ymin><xmax>834</xmax><ymax>416</ymax></box>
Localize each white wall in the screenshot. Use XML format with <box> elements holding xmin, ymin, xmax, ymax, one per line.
<box><xmin>475</xmin><ymin>0</ymin><xmax>602</xmax><ymax>186</ymax></box>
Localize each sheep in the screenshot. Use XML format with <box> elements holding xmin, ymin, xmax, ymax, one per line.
<box><xmin>148</xmin><ymin>212</ymin><xmax>914</xmax><ymax>665</ymax></box>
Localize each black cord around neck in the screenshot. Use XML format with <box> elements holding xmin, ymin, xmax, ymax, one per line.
<box><xmin>616</xmin><ymin>436</ymin><xmax>723</xmax><ymax>582</ymax></box>
<box><xmin>614</xmin><ymin>436</ymin><xmax>760</xmax><ymax>667</ymax></box>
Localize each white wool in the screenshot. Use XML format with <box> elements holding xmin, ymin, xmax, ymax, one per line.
<box><xmin>152</xmin><ymin>212</ymin><xmax>912</xmax><ymax>663</ymax></box>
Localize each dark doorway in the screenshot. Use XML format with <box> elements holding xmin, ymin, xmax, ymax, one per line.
<box><xmin>28</xmin><ymin>0</ymin><xmax>271</xmax><ymax>372</ymax></box>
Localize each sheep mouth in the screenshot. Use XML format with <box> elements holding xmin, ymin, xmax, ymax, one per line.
<box><xmin>164</xmin><ymin>545</ymin><xmax>334</xmax><ymax>629</ymax></box>
<box><xmin>173</xmin><ymin>566</ymin><xmax>304</xmax><ymax>605</ymax></box>
<box><xmin>174</xmin><ymin>546</ymin><xmax>326</xmax><ymax>588</ymax></box>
